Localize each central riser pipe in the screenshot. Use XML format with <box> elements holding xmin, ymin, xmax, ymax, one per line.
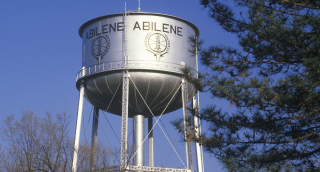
<box><xmin>133</xmin><ymin>114</ymin><xmax>145</xmax><ymax>167</ymax></box>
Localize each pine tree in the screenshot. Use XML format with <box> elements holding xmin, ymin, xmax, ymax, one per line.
<box><xmin>187</xmin><ymin>0</ymin><xmax>320</xmax><ymax>171</ymax></box>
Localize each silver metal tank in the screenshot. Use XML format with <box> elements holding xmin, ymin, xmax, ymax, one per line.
<box><xmin>76</xmin><ymin>12</ymin><xmax>199</xmax><ymax>118</ymax></box>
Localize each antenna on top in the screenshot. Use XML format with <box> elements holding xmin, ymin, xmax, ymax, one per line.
<box><xmin>138</xmin><ymin>0</ymin><xmax>141</xmax><ymax>12</ymax></box>
<box><xmin>125</xmin><ymin>1</ymin><xmax>126</xmax><ymax>11</ymax></box>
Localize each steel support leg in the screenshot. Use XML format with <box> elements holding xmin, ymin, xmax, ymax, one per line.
<box><xmin>133</xmin><ymin>114</ymin><xmax>145</xmax><ymax>169</ymax></box>
<box><xmin>182</xmin><ymin>78</ymin><xmax>194</xmax><ymax>172</ymax></box>
<box><xmin>72</xmin><ymin>82</ymin><xmax>85</xmax><ymax>172</ymax></box>
<box><xmin>120</xmin><ymin>72</ymin><xmax>129</xmax><ymax>171</ymax></box>
<box><xmin>193</xmin><ymin>96</ymin><xmax>203</xmax><ymax>172</ymax></box>
<box><xmin>90</xmin><ymin>107</ymin><xmax>99</xmax><ymax>171</ymax></box>
<box><xmin>148</xmin><ymin>117</ymin><xmax>154</xmax><ymax>167</ymax></box>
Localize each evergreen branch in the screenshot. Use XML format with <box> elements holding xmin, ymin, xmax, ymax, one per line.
<box><xmin>192</xmin><ymin>0</ymin><xmax>320</xmax><ymax>170</ymax></box>
<box><xmin>280</xmin><ymin>0</ymin><xmax>320</xmax><ymax>10</ymax></box>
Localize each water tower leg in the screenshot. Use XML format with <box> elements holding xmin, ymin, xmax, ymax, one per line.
<box><xmin>182</xmin><ymin>78</ymin><xmax>194</xmax><ymax>172</ymax></box>
<box><xmin>90</xmin><ymin>107</ymin><xmax>99</xmax><ymax>171</ymax></box>
<box><xmin>120</xmin><ymin>73</ymin><xmax>129</xmax><ymax>171</ymax></box>
<box><xmin>133</xmin><ymin>114</ymin><xmax>145</xmax><ymax>168</ymax></box>
<box><xmin>148</xmin><ymin>117</ymin><xmax>154</xmax><ymax>167</ymax></box>
<box><xmin>193</xmin><ymin>96</ymin><xmax>203</xmax><ymax>172</ymax></box>
<box><xmin>72</xmin><ymin>83</ymin><xmax>85</xmax><ymax>172</ymax></box>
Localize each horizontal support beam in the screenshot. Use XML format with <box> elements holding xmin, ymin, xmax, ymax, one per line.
<box><xmin>89</xmin><ymin>165</ymin><xmax>191</xmax><ymax>172</ymax></box>
<box><xmin>126</xmin><ymin>165</ymin><xmax>191</xmax><ymax>172</ymax></box>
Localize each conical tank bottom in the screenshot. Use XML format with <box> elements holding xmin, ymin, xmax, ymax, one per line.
<box><xmin>83</xmin><ymin>71</ymin><xmax>195</xmax><ymax>118</ymax></box>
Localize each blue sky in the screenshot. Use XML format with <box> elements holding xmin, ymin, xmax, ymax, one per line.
<box><xmin>0</xmin><ymin>0</ymin><xmax>240</xmax><ymax>171</ymax></box>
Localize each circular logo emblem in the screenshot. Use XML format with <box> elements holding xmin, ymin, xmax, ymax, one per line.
<box><xmin>91</xmin><ymin>35</ymin><xmax>110</xmax><ymax>59</ymax></box>
<box><xmin>145</xmin><ymin>33</ymin><xmax>170</xmax><ymax>61</ymax></box>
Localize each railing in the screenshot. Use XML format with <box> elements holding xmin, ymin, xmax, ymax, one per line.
<box><xmin>76</xmin><ymin>61</ymin><xmax>197</xmax><ymax>82</ymax></box>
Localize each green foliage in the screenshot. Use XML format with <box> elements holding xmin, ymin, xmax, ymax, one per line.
<box><xmin>188</xmin><ymin>0</ymin><xmax>320</xmax><ymax>171</ymax></box>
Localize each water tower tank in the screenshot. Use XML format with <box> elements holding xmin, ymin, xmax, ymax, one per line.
<box><xmin>76</xmin><ymin>12</ymin><xmax>199</xmax><ymax>118</ymax></box>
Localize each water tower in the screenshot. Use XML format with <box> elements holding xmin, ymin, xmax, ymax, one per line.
<box><xmin>72</xmin><ymin>8</ymin><xmax>204</xmax><ymax>172</ymax></box>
